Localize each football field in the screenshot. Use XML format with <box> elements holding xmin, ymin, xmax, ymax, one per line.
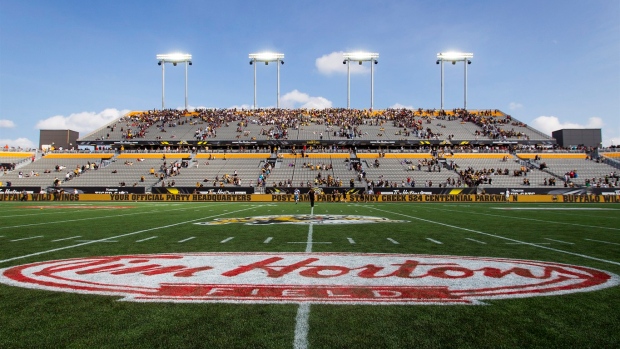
<box><xmin>1</xmin><ymin>201</ymin><xmax>619</xmax><ymax>349</ymax></box>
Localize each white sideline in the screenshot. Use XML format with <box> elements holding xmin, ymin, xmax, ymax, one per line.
<box><xmin>434</xmin><ymin>207</ymin><xmax>620</xmax><ymax>231</ymax></box>
<box><xmin>0</xmin><ymin>205</ymin><xmax>260</xmax><ymax>265</ymax></box>
<box><xmin>0</xmin><ymin>205</ymin><xmax>212</xmax><ymax>230</ymax></box>
<box><xmin>367</xmin><ymin>206</ymin><xmax>620</xmax><ymax>267</ymax></box>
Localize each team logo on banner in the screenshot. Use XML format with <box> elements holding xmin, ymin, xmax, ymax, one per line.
<box><xmin>1</xmin><ymin>253</ymin><xmax>617</xmax><ymax>305</ymax></box>
<box><xmin>195</xmin><ymin>215</ymin><xmax>407</xmax><ymax>225</ymax></box>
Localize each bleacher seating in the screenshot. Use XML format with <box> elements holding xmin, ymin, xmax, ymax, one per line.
<box><xmin>3</xmin><ymin>109</ymin><xmax>616</xmax><ymax>192</ymax></box>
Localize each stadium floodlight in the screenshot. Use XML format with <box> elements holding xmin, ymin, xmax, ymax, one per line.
<box><xmin>157</xmin><ymin>53</ymin><xmax>193</xmax><ymax>110</ymax></box>
<box><xmin>343</xmin><ymin>52</ymin><xmax>379</xmax><ymax>109</ymax></box>
<box><xmin>249</xmin><ymin>52</ymin><xmax>285</xmax><ymax>109</ymax></box>
<box><xmin>436</xmin><ymin>52</ymin><xmax>473</xmax><ymax>110</ymax></box>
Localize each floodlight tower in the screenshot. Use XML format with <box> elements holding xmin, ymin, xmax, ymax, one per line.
<box><xmin>249</xmin><ymin>52</ymin><xmax>285</xmax><ymax>109</ymax></box>
<box><xmin>156</xmin><ymin>53</ymin><xmax>192</xmax><ymax>110</ymax></box>
<box><xmin>343</xmin><ymin>52</ymin><xmax>379</xmax><ymax>109</ymax></box>
<box><xmin>436</xmin><ymin>52</ymin><xmax>473</xmax><ymax>110</ymax></box>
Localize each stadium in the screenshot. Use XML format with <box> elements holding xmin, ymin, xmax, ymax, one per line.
<box><xmin>1</xmin><ymin>2</ymin><xmax>620</xmax><ymax>347</ymax></box>
<box><xmin>1</xmin><ymin>103</ymin><xmax>619</xmax><ymax>348</ymax></box>
<box><xmin>1</xmin><ymin>105</ymin><xmax>619</xmax><ymax>198</ymax></box>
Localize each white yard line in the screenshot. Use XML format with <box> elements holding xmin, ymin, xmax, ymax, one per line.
<box><xmin>0</xmin><ymin>205</ymin><xmax>260</xmax><ymax>265</ymax></box>
<box><xmin>544</xmin><ymin>238</ymin><xmax>574</xmax><ymax>245</ymax></box>
<box><xmin>426</xmin><ymin>238</ymin><xmax>443</xmax><ymax>244</ymax></box>
<box><xmin>51</xmin><ymin>236</ymin><xmax>81</xmax><ymax>242</ymax></box>
<box><xmin>293</xmin><ymin>206</ymin><xmax>314</xmax><ymax>349</ymax></box>
<box><xmin>178</xmin><ymin>237</ymin><xmax>195</xmax><ymax>243</ymax></box>
<box><xmin>506</xmin><ymin>242</ymin><xmax>551</xmax><ymax>245</ymax></box>
<box><xmin>585</xmin><ymin>238</ymin><xmax>620</xmax><ymax>246</ymax></box>
<box><xmin>10</xmin><ymin>235</ymin><xmax>43</xmax><ymax>242</ymax></box>
<box><xmin>367</xmin><ymin>206</ymin><xmax>620</xmax><ymax>267</ymax></box>
<box><xmin>76</xmin><ymin>240</ymin><xmax>118</xmax><ymax>243</ymax></box>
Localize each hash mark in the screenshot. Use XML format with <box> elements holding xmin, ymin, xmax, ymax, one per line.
<box><xmin>264</xmin><ymin>237</ymin><xmax>273</xmax><ymax>244</ymax></box>
<box><xmin>387</xmin><ymin>238</ymin><xmax>399</xmax><ymax>244</ymax></box>
<box><xmin>221</xmin><ymin>237</ymin><xmax>234</xmax><ymax>243</ymax></box>
<box><xmin>136</xmin><ymin>236</ymin><xmax>158</xmax><ymax>242</ymax></box>
<box><xmin>178</xmin><ymin>237</ymin><xmax>195</xmax><ymax>243</ymax></box>
<box><xmin>426</xmin><ymin>238</ymin><xmax>443</xmax><ymax>244</ymax></box>
<box><xmin>465</xmin><ymin>238</ymin><xmax>486</xmax><ymax>244</ymax></box>
<box><xmin>347</xmin><ymin>237</ymin><xmax>355</xmax><ymax>244</ymax></box>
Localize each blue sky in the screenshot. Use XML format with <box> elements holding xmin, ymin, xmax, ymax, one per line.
<box><xmin>1</xmin><ymin>0</ymin><xmax>618</xmax><ymax>148</ymax></box>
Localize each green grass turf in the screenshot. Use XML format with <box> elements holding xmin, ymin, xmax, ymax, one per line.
<box><xmin>0</xmin><ymin>201</ymin><xmax>619</xmax><ymax>348</ymax></box>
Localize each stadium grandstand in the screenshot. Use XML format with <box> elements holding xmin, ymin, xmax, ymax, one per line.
<box><xmin>1</xmin><ymin>108</ymin><xmax>619</xmax><ymax>196</ymax></box>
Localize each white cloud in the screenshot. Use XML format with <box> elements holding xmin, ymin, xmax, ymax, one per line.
<box><xmin>531</xmin><ymin>116</ymin><xmax>604</xmax><ymax>136</ymax></box>
<box><xmin>0</xmin><ymin>120</ymin><xmax>16</xmax><ymax>128</ymax></box>
<box><xmin>228</xmin><ymin>104</ymin><xmax>253</xmax><ymax>110</ymax></box>
<box><xmin>509</xmin><ymin>102</ymin><xmax>523</xmax><ymax>110</ymax></box>
<box><xmin>0</xmin><ymin>137</ymin><xmax>36</xmax><ymax>150</ymax></box>
<box><xmin>35</xmin><ymin>108</ymin><xmax>130</xmax><ymax>135</ymax></box>
<box><xmin>390</xmin><ymin>103</ymin><xmax>414</xmax><ymax>109</ymax></box>
<box><xmin>184</xmin><ymin>105</ymin><xmax>209</xmax><ymax>111</ymax></box>
<box><xmin>316</xmin><ymin>51</ymin><xmax>369</xmax><ymax>76</ymax></box>
<box><xmin>280</xmin><ymin>90</ymin><xmax>332</xmax><ymax>109</ymax></box>
<box><xmin>603</xmin><ymin>126</ymin><xmax>620</xmax><ymax>147</ymax></box>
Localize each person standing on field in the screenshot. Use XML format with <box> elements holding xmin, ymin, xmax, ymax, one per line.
<box><xmin>309</xmin><ymin>188</ymin><xmax>315</xmax><ymax>208</ymax></box>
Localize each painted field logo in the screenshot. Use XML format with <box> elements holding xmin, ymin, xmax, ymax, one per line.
<box><xmin>1</xmin><ymin>253</ymin><xmax>617</xmax><ymax>305</ymax></box>
<box><xmin>195</xmin><ymin>215</ymin><xmax>407</xmax><ymax>225</ymax></box>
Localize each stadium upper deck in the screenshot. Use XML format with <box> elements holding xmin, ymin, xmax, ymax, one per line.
<box><xmin>77</xmin><ymin>108</ymin><xmax>554</xmax><ymax>150</ymax></box>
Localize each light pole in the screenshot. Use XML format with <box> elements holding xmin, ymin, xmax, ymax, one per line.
<box><xmin>156</xmin><ymin>53</ymin><xmax>193</xmax><ymax>110</ymax></box>
<box><xmin>343</xmin><ymin>52</ymin><xmax>379</xmax><ymax>109</ymax></box>
<box><xmin>436</xmin><ymin>52</ymin><xmax>473</xmax><ymax>110</ymax></box>
<box><xmin>249</xmin><ymin>52</ymin><xmax>285</xmax><ymax>109</ymax></box>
